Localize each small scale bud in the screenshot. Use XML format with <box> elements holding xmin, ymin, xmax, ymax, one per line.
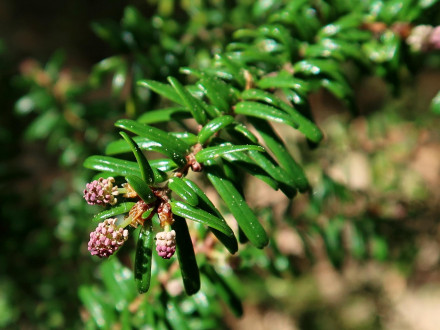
<box><xmin>127</xmin><ymin>200</ymin><xmax>151</xmax><ymax>228</ymax></box>
<box><xmin>83</xmin><ymin>177</ymin><xmax>119</xmax><ymax>206</ymax></box>
<box><xmin>191</xmin><ymin>161</ymin><xmax>203</xmax><ymax>172</ymax></box>
<box><xmin>88</xmin><ymin>218</ymin><xmax>128</xmax><ymax>258</ymax></box>
<box><xmin>157</xmin><ymin>202</ymin><xmax>174</xmax><ymax>227</ymax></box>
<box><xmin>185</xmin><ymin>145</ymin><xmax>203</xmax><ymax>173</ymax></box>
<box><xmin>155</xmin><ymin>230</ymin><xmax>176</xmax><ymax>259</ymax></box>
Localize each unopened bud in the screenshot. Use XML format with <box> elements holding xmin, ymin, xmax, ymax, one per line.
<box><xmin>155</xmin><ymin>230</ymin><xmax>176</xmax><ymax>259</ymax></box>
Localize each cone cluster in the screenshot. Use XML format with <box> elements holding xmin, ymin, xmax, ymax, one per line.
<box><xmin>155</xmin><ymin>230</ymin><xmax>176</xmax><ymax>259</ymax></box>
<box><xmin>83</xmin><ymin>177</ymin><xmax>119</xmax><ymax>205</ymax></box>
<box><xmin>88</xmin><ymin>218</ymin><xmax>128</xmax><ymax>258</ymax></box>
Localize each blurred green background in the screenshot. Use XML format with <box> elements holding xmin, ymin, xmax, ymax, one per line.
<box><xmin>1</xmin><ymin>0</ymin><xmax>440</xmax><ymax>329</ymax></box>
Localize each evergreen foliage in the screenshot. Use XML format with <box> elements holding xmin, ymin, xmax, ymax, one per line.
<box><xmin>5</xmin><ymin>0</ymin><xmax>440</xmax><ymax>328</ymax></box>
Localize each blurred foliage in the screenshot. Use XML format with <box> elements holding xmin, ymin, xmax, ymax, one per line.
<box><xmin>2</xmin><ymin>0</ymin><xmax>440</xmax><ymax>329</ymax></box>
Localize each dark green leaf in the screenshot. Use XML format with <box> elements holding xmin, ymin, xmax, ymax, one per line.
<box><xmin>78</xmin><ymin>286</ymin><xmax>116</xmax><ymax>328</ymax></box>
<box><xmin>180</xmin><ymin>179</ymin><xmax>218</xmax><ymax>216</ymax></box>
<box><xmin>197</xmin><ymin>77</ymin><xmax>233</xmax><ymax>113</ymax></box>
<box><xmin>84</xmin><ymin>155</ymin><xmax>141</xmax><ymax>177</ymax></box>
<box><xmin>215</xmin><ymin>54</ymin><xmax>246</xmax><ymax>87</ymax></box>
<box><xmin>294</xmin><ymin>59</ymin><xmax>347</xmax><ymax>84</ymax></box>
<box><xmin>202</xmin><ymin>103</ymin><xmax>223</xmax><ymax>120</ymax></box>
<box><xmin>134</xmin><ymin>219</ymin><xmax>154</xmax><ymax>293</ymax></box>
<box><xmin>173</xmin><ymin>216</ymin><xmax>200</xmax><ymax>295</ymax></box>
<box><xmin>112</xmin><ymin>64</ymin><xmax>127</xmax><ymax>97</ymax></box>
<box><xmin>115</xmin><ymin>119</ymin><xmax>189</xmax><ymax>166</ymax></box>
<box><xmin>199</xmin><ymin>66</ymin><xmax>235</xmax><ymax>81</ymax></box>
<box><xmin>122</xmin><ymin>6</ymin><xmax>149</xmax><ymax>33</ymax></box>
<box><xmin>90</xmin><ymin>56</ymin><xmax>125</xmax><ymax>86</ymax></box>
<box><xmin>257</xmin><ymin>24</ymin><xmax>296</xmax><ymax>54</ymax></box>
<box><xmin>201</xmin><ymin>264</ymin><xmax>243</xmax><ymax>317</ymax></box>
<box><xmin>106</xmin><ymin>137</ymin><xmax>163</xmax><ymax>156</ymax></box>
<box><xmin>229</xmin><ymin>48</ymin><xmax>282</xmax><ymax>65</ymax></box>
<box><xmin>221</xmin><ymin>152</ymin><xmax>279</xmax><ymax>190</ymax></box>
<box><xmin>320</xmin><ymin>78</ymin><xmax>352</xmax><ymax>101</ymax></box>
<box><xmin>181</xmin><ymin>178</ymin><xmax>238</xmax><ymax>254</ymax></box>
<box><xmin>149</xmin><ymin>168</ymin><xmax>168</xmax><ymax>184</ymax></box>
<box><xmin>170</xmin><ymin>201</ymin><xmax>234</xmax><ymax>237</ymax></box>
<box><xmin>349</xmin><ymin>223</ymin><xmax>367</xmax><ymax>260</ymax></box>
<box><xmin>321</xmin><ymin>217</ymin><xmax>345</xmax><ymax>268</ymax></box>
<box><xmin>180</xmin><ymin>67</ymin><xmax>204</xmax><ymax>78</ymax></box>
<box><xmin>165</xmin><ymin>300</ymin><xmax>191</xmax><ymax>330</ymax></box>
<box><xmin>304</xmin><ymin>41</ymin><xmax>344</xmax><ymax>61</ymax></box>
<box><xmin>125</xmin><ymin>175</ymin><xmax>156</xmax><ymax>203</ymax></box>
<box><xmin>185</xmin><ymin>84</ymin><xmax>206</xmax><ymax>99</ymax></box>
<box><xmin>234</xmin><ymin>101</ymin><xmax>299</xmax><ymax>129</ymax></box>
<box><xmin>206</xmin><ymin>162</ymin><xmax>268</xmax><ymax>248</ymax></box>
<box><xmin>195</xmin><ymin>144</ymin><xmax>265</xmax><ymax>163</ymax></box>
<box><xmin>231</xmin><ymin>123</ymin><xmax>259</xmax><ymax>143</ymax></box>
<box><xmin>232</xmin><ymin>28</ymin><xmax>258</xmax><ymax>38</ymax></box>
<box><xmin>338</xmin><ymin>29</ymin><xmax>372</xmax><ymax>42</ymax></box>
<box><xmin>318</xmin><ymin>13</ymin><xmax>364</xmax><ymax>38</ymax></box>
<box><xmin>221</xmin><ymin>159</ymin><xmax>242</xmax><ymax>190</ymax></box>
<box><xmin>45</xmin><ymin>50</ymin><xmax>65</xmax><ymax>79</ymax></box>
<box><xmin>256</xmin><ymin>75</ymin><xmax>309</xmax><ymax>95</ymax></box>
<box><xmin>137</xmin><ymin>107</ymin><xmax>191</xmax><ymax>124</ymax></box>
<box><xmin>238</xmin><ymin>226</ymin><xmax>249</xmax><ymax>244</ymax></box>
<box><xmin>168</xmin><ymin>76</ymin><xmax>207</xmax><ymax>124</ymax></box>
<box><xmin>250</xmin><ymin>118</ymin><xmax>309</xmax><ymax>192</ymax></box>
<box><xmin>149</xmin><ymin>159</ymin><xmax>178</xmax><ymax>172</ymax></box>
<box><xmin>169</xmin><ymin>132</ymin><xmax>198</xmax><ymax>146</ymax></box>
<box><xmin>431</xmin><ymin>91</ymin><xmax>440</xmax><ymax>114</ymax></box>
<box><xmin>116</xmin><ymin>119</ymin><xmax>190</xmax><ymax>154</ymax></box>
<box><xmin>137</xmin><ymin>79</ymin><xmax>182</xmax><ymax>104</ymax></box>
<box><xmin>282</xmin><ymin>87</ymin><xmax>307</xmax><ymax>106</ymax></box>
<box><xmin>100</xmin><ymin>259</ymin><xmax>136</xmax><ymax>310</ymax></box>
<box><xmin>24</xmin><ymin>110</ymin><xmax>60</xmax><ymax>140</ymax></box>
<box><xmin>142</xmin><ymin>208</ymin><xmax>154</xmax><ymax>219</ymax></box>
<box><xmin>241</xmin><ymin>88</ymin><xmax>283</xmax><ymax>107</ymax></box>
<box><xmin>93</xmin><ymin>202</ymin><xmax>136</xmax><ymax>222</ymax></box>
<box><xmin>371</xmin><ymin>235</ymin><xmax>388</xmax><ymax>261</ymax></box>
<box><xmin>106</xmin><ymin>139</ymin><xmax>182</xmax><ymax>173</ymax></box>
<box><xmin>120</xmin><ymin>307</ymin><xmax>131</xmax><ymax>330</ymax></box>
<box><xmin>91</xmin><ymin>21</ymin><xmax>123</xmax><ymax>49</ymax></box>
<box><xmin>227</xmin><ymin>131</ymin><xmax>297</xmax><ymax>197</ymax></box>
<box><xmin>91</xmin><ymin>171</ymin><xmax>118</xmax><ymax>181</ymax></box>
<box><xmin>120</xmin><ymin>132</ymin><xmax>154</xmax><ymax>185</ymax></box>
<box><xmin>198</xmin><ymin>115</ymin><xmax>235</xmax><ymax>145</ymax></box>
<box><xmin>168</xmin><ymin>177</ymin><xmax>199</xmax><ymax>206</ymax></box>
<box><xmin>241</xmin><ymin>89</ymin><xmax>323</xmax><ymax>142</ymax></box>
